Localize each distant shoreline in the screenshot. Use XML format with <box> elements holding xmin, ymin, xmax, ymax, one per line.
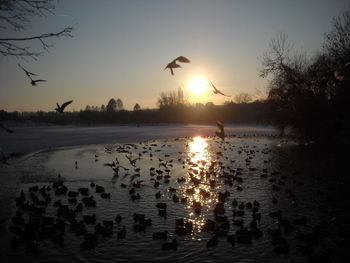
<box><xmin>0</xmin><ymin>120</ymin><xmax>271</xmax><ymax>128</ymax></box>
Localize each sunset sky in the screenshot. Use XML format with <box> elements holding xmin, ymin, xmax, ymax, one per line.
<box><xmin>0</xmin><ymin>0</ymin><xmax>348</xmax><ymax>111</ymax></box>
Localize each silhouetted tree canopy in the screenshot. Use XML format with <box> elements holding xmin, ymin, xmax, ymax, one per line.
<box><xmin>157</xmin><ymin>87</ymin><xmax>186</xmax><ymax>108</ymax></box>
<box><xmin>260</xmin><ymin>9</ymin><xmax>350</xmax><ymax>142</ymax></box>
<box><xmin>133</xmin><ymin>103</ymin><xmax>141</xmax><ymax>111</ymax></box>
<box><xmin>0</xmin><ymin>100</ymin><xmax>270</xmax><ymax>125</ymax></box>
<box><xmin>116</xmin><ymin>98</ymin><xmax>123</xmax><ymax>111</ymax></box>
<box><xmin>106</xmin><ymin>98</ymin><xmax>117</xmax><ymax>112</ymax></box>
<box><xmin>234</xmin><ymin>93</ymin><xmax>253</xmax><ymax>104</ymax></box>
<box><xmin>324</xmin><ymin>9</ymin><xmax>350</xmax><ymax>61</ymax></box>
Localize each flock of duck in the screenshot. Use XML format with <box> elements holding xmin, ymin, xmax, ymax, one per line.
<box><xmin>3</xmin><ymin>134</ymin><xmax>347</xmax><ymax>262</ymax></box>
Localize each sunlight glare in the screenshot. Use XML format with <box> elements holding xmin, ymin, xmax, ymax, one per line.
<box><xmin>189</xmin><ymin>76</ymin><xmax>208</xmax><ymax>95</ymax></box>
<box><xmin>189</xmin><ymin>136</ymin><xmax>207</xmax><ymax>162</ymax></box>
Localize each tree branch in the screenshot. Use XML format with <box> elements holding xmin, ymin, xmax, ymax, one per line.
<box><xmin>0</xmin><ymin>26</ymin><xmax>74</xmax><ymax>58</ymax></box>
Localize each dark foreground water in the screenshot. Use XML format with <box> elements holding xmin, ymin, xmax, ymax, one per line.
<box><xmin>0</xmin><ymin>136</ymin><xmax>349</xmax><ymax>263</ymax></box>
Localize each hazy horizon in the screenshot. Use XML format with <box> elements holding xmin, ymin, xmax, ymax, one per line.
<box><xmin>0</xmin><ymin>0</ymin><xmax>348</xmax><ymax>112</ymax></box>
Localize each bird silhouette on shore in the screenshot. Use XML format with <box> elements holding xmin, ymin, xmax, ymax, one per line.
<box><xmin>18</xmin><ymin>64</ymin><xmax>47</xmax><ymax>86</ymax></box>
<box><xmin>164</xmin><ymin>56</ymin><xmax>190</xmax><ymax>75</ymax></box>
<box><xmin>0</xmin><ymin>123</ymin><xmax>14</xmax><ymax>133</ymax></box>
<box><xmin>55</xmin><ymin>100</ymin><xmax>73</xmax><ymax>113</ymax></box>
<box><xmin>334</xmin><ymin>62</ymin><xmax>350</xmax><ymax>80</ymax></box>
<box><xmin>211</xmin><ymin>82</ymin><xmax>231</xmax><ymax>97</ymax></box>
<box><xmin>216</xmin><ymin>120</ymin><xmax>225</xmax><ymax>140</ymax></box>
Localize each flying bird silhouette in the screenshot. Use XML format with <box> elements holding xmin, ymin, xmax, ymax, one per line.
<box><xmin>0</xmin><ymin>123</ymin><xmax>14</xmax><ymax>133</ymax></box>
<box><xmin>334</xmin><ymin>62</ymin><xmax>350</xmax><ymax>80</ymax></box>
<box><xmin>18</xmin><ymin>63</ymin><xmax>47</xmax><ymax>86</ymax></box>
<box><xmin>55</xmin><ymin>100</ymin><xmax>73</xmax><ymax>113</ymax></box>
<box><xmin>30</xmin><ymin>79</ymin><xmax>47</xmax><ymax>86</ymax></box>
<box><xmin>18</xmin><ymin>64</ymin><xmax>38</xmax><ymax>77</ymax></box>
<box><xmin>210</xmin><ymin>82</ymin><xmax>231</xmax><ymax>97</ymax></box>
<box><xmin>164</xmin><ymin>56</ymin><xmax>190</xmax><ymax>75</ymax></box>
<box><xmin>216</xmin><ymin>120</ymin><xmax>225</xmax><ymax>140</ymax></box>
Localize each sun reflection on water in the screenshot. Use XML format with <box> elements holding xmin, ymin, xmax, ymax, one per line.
<box><xmin>179</xmin><ymin>136</ymin><xmax>220</xmax><ymax>238</ymax></box>
<box><xmin>188</xmin><ymin>136</ymin><xmax>208</xmax><ymax>162</ymax></box>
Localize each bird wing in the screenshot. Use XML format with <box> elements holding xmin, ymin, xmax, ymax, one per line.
<box><xmin>34</xmin><ymin>79</ymin><xmax>47</xmax><ymax>83</ymax></box>
<box><xmin>61</xmin><ymin>100</ymin><xmax>73</xmax><ymax>110</ymax></box>
<box><xmin>170</xmin><ymin>68</ymin><xmax>174</xmax><ymax>75</ymax></box>
<box><xmin>17</xmin><ymin>63</ymin><xmax>26</xmax><ymax>73</ymax></box>
<box><xmin>18</xmin><ymin>64</ymin><xmax>38</xmax><ymax>76</ymax></box>
<box><xmin>218</xmin><ymin>91</ymin><xmax>231</xmax><ymax>97</ymax></box>
<box><xmin>216</xmin><ymin>120</ymin><xmax>224</xmax><ymax>129</ymax></box>
<box><xmin>104</xmin><ymin>162</ymin><xmax>117</xmax><ymax>168</ymax></box>
<box><xmin>175</xmin><ymin>56</ymin><xmax>190</xmax><ymax>63</ymax></box>
<box><xmin>216</xmin><ymin>130</ymin><xmax>225</xmax><ymax>140</ymax></box>
<box><xmin>211</xmin><ymin>82</ymin><xmax>219</xmax><ymax>92</ymax></box>
<box><xmin>211</xmin><ymin>82</ymin><xmax>231</xmax><ymax>97</ymax></box>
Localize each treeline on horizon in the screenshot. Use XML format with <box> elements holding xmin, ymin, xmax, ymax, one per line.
<box><xmin>0</xmin><ymin>99</ymin><xmax>270</xmax><ymax>125</ymax></box>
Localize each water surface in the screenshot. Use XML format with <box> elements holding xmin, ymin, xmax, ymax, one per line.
<box><xmin>0</xmin><ymin>136</ymin><xmax>348</xmax><ymax>263</ymax></box>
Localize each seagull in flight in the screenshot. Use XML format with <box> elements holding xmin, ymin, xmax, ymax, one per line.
<box><xmin>334</xmin><ymin>62</ymin><xmax>350</xmax><ymax>81</ymax></box>
<box><xmin>18</xmin><ymin>63</ymin><xmax>47</xmax><ymax>86</ymax></box>
<box><xmin>210</xmin><ymin>82</ymin><xmax>231</xmax><ymax>97</ymax></box>
<box><xmin>164</xmin><ymin>56</ymin><xmax>190</xmax><ymax>75</ymax></box>
<box><xmin>216</xmin><ymin>120</ymin><xmax>225</xmax><ymax>141</ymax></box>
<box><xmin>55</xmin><ymin>100</ymin><xmax>73</xmax><ymax>113</ymax></box>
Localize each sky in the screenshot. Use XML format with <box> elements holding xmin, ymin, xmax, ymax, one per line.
<box><xmin>0</xmin><ymin>0</ymin><xmax>348</xmax><ymax>111</ymax></box>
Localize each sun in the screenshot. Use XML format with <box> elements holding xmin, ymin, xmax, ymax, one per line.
<box><xmin>189</xmin><ymin>76</ymin><xmax>208</xmax><ymax>95</ymax></box>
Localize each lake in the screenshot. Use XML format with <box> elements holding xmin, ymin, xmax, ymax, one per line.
<box><xmin>0</xmin><ymin>125</ymin><xmax>348</xmax><ymax>262</ymax></box>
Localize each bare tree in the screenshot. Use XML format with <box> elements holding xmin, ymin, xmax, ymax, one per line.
<box><xmin>157</xmin><ymin>87</ymin><xmax>186</xmax><ymax>108</ymax></box>
<box><xmin>260</xmin><ymin>32</ymin><xmax>309</xmax><ymax>91</ymax></box>
<box><xmin>177</xmin><ymin>87</ymin><xmax>186</xmax><ymax>104</ymax></box>
<box><xmin>260</xmin><ymin>32</ymin><xmax>292</xmax><ymax>78</ymax></box>
<box><xmin>0</xmin><ymin>0</ymin><xmax>74</xmax><ymax>59</ymax></box>
<box><xmin>234</xmin><ymin>93</ymin><xmax>253</xmax><ymax>104</ymax></box>
<box><xmin>324</xmin><ymin>9</ymin><xmax>350</xmax><ymax>61</ymax></box>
